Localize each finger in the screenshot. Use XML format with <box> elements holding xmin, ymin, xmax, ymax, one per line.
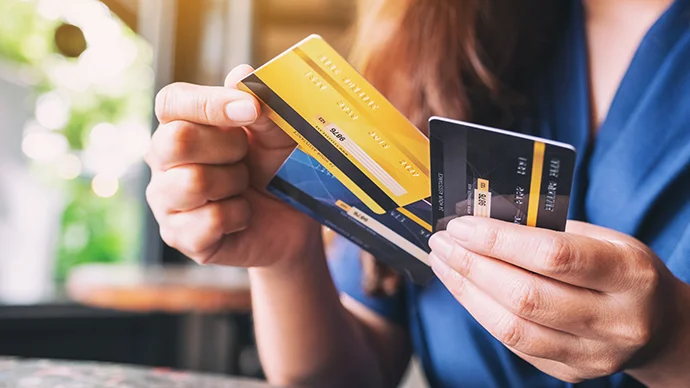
<box><xmin>147</xmin><ymin>163</ymin><xmax>249</xmax><ymax>213</ymax></box>
<box><xmin>429</xmin><ymin>231</ymin><xmax>609</xmax><ymax>336</ymax></box>
<box><xmin>445</xmin><ymin>217</ymin><xmax>636</xmax><ymax>292</ymax></box>
<box><xmin>242</xmin><ymin>112</ymin><xmax>296</xmax><ymax>189</ymax></box>
<box><xmin>429</xmin><ymin>253</ymin><xmax>579</xmax><ymax>362</ymax></box>
<box><xmin>225</xmin><ymin>64</ymin><xmax>255</xmax><ymax>89</ymax></box>
<box><xmin>149</xmin><ymin>121</ymin><xmax>248</xmax><ymax>170</ymax></box>
<box><xmin>430</xmin><ymin>253</ymin><xmax>581</xmax><ymax>363</ymax></box>
<box><xmin>161</xmin><ymin>197</ymin><xmax>251</xmax><ymax>260</ymax></box>
<box><xmin>155</xmin><ymin>82</ymin><xmax>260</xmax><ymax>127</ymax></box>
<box><xmin>223</xmin><ymin>66</ymin><xmax>296</xmax><ymax>189</ymax></box>
<box><xmin>223</xmin><ymin>64</ymin><xmax>279</xmax><ymax>140</ymax></box>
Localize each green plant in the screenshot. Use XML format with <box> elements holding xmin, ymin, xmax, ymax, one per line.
<box><xmin>0</xmin><ymin>0</ymin><xmax>154</xmax><ymax>283</ymax></box>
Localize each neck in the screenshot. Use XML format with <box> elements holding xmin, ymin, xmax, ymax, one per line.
<box><xmin>583</xmin><ymin>0</ymin><xmax>674</xmax><ymax>21</ymax></box>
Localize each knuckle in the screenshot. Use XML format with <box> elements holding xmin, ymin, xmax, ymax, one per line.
<box><xmin>452</xmin><ymin>247</ymin><xmax>474</xmax><ymax>278</ymax></box>
<box><xmin>144</xmin><ymin>139</ymin><xmax>158</xmax><ymax>168</ymax></box>
<box><xmin>482</xmin><ymin>226</ymin><xmax>502</xmax><ymax>254</ymax></box>
<box><xmin>497</xmin><ymin>314</ymin><xmax>525</xmax><ymax>349</ymax></box>
<box><xmin>621</xmin><ymin>320</ymin><xmax>653</xmax><ymax>349</ymax></box>
<box><xmin>194</xmin><ymin>254</ymin><xmax>216</xmax><ymax>266</ymax></box>
<box><xmin>145</xmin><ymin>179</ymin><xmax>169</xmax><ymax>218</ymax></box>
<box><xmin>196</xmin><ymin>93</ymin><xmax>222</xmax><ymax>124</ymax></box>
<box><xmin>145</xmin><ymin>182</ymin><xmax>157</xmax><ymax>207</ymax></box>
<box><xmin>169</xmin><ymin>120</ymin><xmax>196</xmax><ymax>147</ymax></box>
<box><xmin>539</xmin><ymin>236</ymin><xmax>576</xmax><ymax>277</ymax></box>
<box><xmin>162</xmin><ymin>121</ymin><xmax>196</xmax><ymax>162</ymax></box>
<box><xmin>594</xmin><ymin>356</ymin><xmax>622</xmax><ymax>376</ymax></box>
<box><xmin>576</xmin><ymin>308</ymin><xmax>598</xmax><ymax>333</ymax></box>
<box><xmin>184</xmin><ymin>236</ymin><xmax>210</xmax><ymax>258</ymax></box>
<box><xmin>159</xmin><ymin>227</ymin><xmax>177</xmax><ymax>248</ymax></box>
<box><xmin>512</xmin><ymin>280</ymin><xmax>541</xmax><ymax>319</ymax></box>
<box><xmin>636</xmin><ymin>259</ymin><xmax>661</xmax><ymax>294</ymax></box>
<box><xmin>633</xmin><ymin>324</ymin><xmax>654</xmax><ymax>348</ymax></box>
<box><xmin>179</xmin><ymin>165</ymin><xmax>209</xmax><ymax>197</ymax></box>
<box><xmin>445</xmin><ymin>269</ymin><xmax>469</xmax><ymax>297</ymax></box>
<box><xmin>203</xmin><ymin>202</ymin><xmax>227</xmax><ymax>236</ymax></box>
<box><xmin>180</xmin><ymin>206</ymin><xmax>225</xmax><ymax>256</ymax></box>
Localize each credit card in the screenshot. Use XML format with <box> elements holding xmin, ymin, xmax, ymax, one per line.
<box><xmin>238</xmin><ymin>34</ymin><xmax>430</xmax><ymax>215</ymax></box>
<box><xmin>430</xmin><ymin>117</ymin><xmax>576</xmax><ymax>232</ymax></box>
<box><xmin>269</xmin><ymin>147</ymin><xmax>434</xmax><ymax>284</ymax></box>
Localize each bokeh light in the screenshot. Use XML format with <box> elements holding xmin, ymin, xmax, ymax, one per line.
<box><xmin>56</xmin><ymin>154</ymin><xmax>82</xmax><ymax>180</ymax></box>
<box><xmin>82</xmin><ymin>121</ymin><xmax>150</xmax><ymax>178</ymax></box>
<box><xmin>35</xmin><ymin>91</ymin><xmax>71</xmax><ymax>130</ymax></box>
<box><xmin>91</xmin><ymin>173</ymin><xmax>119</xmax><ymax>198</ymax></box>
<box><xmin>120</xmin><ymin>120</ymin><xmax>152</xmax><ymax>159</ymax></box>
<box><xmin>36</xmin><ymin>0</ymin><xmax>63</xmax><ymax>21</ymax></box>
<box><xmin>21</xmin><ymin>131</ymin><xmax>69</xmax><ymax>163</ymax></box>
<box><xmin>88</xmin><ymin>122</ymin><xmax>118</xmax><ymax>148</ymax></box>
<box><xmin>46</xmin><ymin>60</ymin><xmax>89</xmax><ymax>92</ymax></box>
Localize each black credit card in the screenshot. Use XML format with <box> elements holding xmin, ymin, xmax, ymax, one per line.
<box><xmin>430</xmin><ymin>117</ymin><xmax>576</xmax><ymax>232</ymax></box>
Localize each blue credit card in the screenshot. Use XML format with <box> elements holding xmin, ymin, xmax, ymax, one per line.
<box><xmin>429</xmin><ymin>117</ymin><xmax>577</xmax><ymax>232</ymax></box>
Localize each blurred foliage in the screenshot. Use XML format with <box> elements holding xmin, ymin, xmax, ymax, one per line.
<box><xmin>55</xmin><ymin>180</ymin><xmax>140</xmax><ymax>282</ymax></box>
<box><xmin>0</xmin><ymin>0</ymin><xmax>57</xmax><ymax>65</ymax></box>
<box><xmin>0</xmin><ymin>0</ymin><xmax>153</xmax><ymax>282</ymax></box>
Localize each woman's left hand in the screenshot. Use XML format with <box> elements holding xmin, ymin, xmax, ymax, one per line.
<box><xmin>429</xmin><ymin>217</ymin><xmax>690</xmax><ymax>384</ymax></box>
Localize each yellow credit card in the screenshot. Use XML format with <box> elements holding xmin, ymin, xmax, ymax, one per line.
<box><xmin>238</xmin><ymin>34</ymin><xmax>430</xmax><ymax>214</ymax></box>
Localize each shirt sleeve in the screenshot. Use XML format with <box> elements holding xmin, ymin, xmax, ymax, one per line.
<box><xmin>327</xmin><ymin>236</ymin><xmax>407</xmax><ymax>326</ymax></box>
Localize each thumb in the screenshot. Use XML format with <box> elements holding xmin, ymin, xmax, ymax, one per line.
<box><xmin>225</xmin><ymin>65</ymin><xmax>296</xmax><ymax>189</ymax></box>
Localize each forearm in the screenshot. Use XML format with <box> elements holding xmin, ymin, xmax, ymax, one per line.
<box><xmin>249</xmin><ymin>230</ymin><xmax>382</xmax><ymax>387</ymax></box>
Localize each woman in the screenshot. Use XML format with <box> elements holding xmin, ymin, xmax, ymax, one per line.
<box><xmin>145</xmin><ymin>0</ymin><xmax>690</xmax><ymax>386</ymax></box>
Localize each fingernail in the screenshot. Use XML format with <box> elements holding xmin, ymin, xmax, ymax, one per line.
<box><xmin>225</xmin><ymin>100</ymin><xmax>257</xmax><ymax>124</ymax></box>
<box><xmin>429</xmin><ymin>232</ymin><xmax>454</xmax><ymax>259</ymax></box>
<box><xmin>448</xmin><ymin>217</ymin><xmax>474</xmax><ymax>242</ymax></box>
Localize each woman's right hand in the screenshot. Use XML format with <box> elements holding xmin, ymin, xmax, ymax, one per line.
<box><xmin>146</xmin><ymin>65</ymin><xmax>321</xmax><ymax>268</ymax></box>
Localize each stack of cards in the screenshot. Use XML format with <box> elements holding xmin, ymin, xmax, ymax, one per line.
<box><xmin>239</xmin><ymin>35</ymin><xmax>576</xmax><ymax>284</ymax></box>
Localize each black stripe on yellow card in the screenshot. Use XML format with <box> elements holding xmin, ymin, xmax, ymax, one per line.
<box><xmin>243</xmin><ymin>74</ymin><xmax>399</xmax><ymax>212</ymax></box>
<box><xmin>292</xmin><ymin>47</ymin><xmax>429</xmax><ymax>176</ymax></box>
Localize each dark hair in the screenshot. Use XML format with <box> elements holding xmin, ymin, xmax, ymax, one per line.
<box><xmin>350</xmin><ymin>0</ymin><xmax>570</xmax><ymax>296</ymax></box>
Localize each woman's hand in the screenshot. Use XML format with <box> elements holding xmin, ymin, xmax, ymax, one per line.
<box><xmin>429</xmin><ymin>217</ymin><xmax>690</xmax><ymax>384</ymax></box>
<box><xmin>146</xmin><ymin>65</ymin><xmax>321</xmax><ymax>268</ymax></box>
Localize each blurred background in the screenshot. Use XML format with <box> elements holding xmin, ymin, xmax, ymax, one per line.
<box><xmin>0</xmin><ymin>0</ymin><xmax>429</xmax><ymax>386</ymax></box>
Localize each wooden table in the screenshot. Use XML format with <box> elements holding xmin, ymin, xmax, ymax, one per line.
<box><xmin>0</xmin><ymin>358</ymin><xmax>272</xmax><ymax>387</ymax></box>
<box><xmin>66</xmin><ymin>264</ymin><xmax>256</xmax><ymax>375</ymax></box>
<box><xmin>66</xmin><ymin>264</ymin><xmax>251</xmax><ymax>313</ymax></box>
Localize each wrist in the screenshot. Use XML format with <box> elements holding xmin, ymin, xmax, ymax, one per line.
<box><xmin>626</xmin><ymin>278</ymin><xmax>690</xmax><ymax>387</ymax></box>
<box><xmin>249</xmin><ymin>219</ymin><xmax>326</xmax><ymax>279</ymax></box>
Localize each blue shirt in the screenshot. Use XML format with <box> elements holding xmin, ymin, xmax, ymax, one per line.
<box><xmin>329</xmin><ymin>0</ymin><xmax>690</xmax><ymax>387</ymax></box>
